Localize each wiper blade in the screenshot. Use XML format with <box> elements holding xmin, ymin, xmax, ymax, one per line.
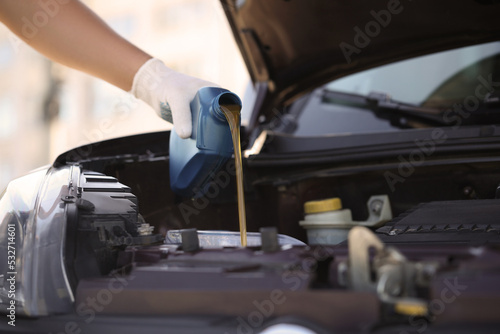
<box><xmin>321</xmin><ymin>89</ymin><xmax>447</xmax><ymax>127</ymax></box>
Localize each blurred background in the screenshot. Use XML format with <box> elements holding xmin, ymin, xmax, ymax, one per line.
<box><xmin>0</xmin><ymin>0</ymin><xmax>249</xmax><ymax>192</ymax></box>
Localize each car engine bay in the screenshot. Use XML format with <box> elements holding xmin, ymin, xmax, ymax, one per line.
<box><xmin>23</xmin><ymin>128</ymin><xmax>497</xmax><ymax>333</ymax></box>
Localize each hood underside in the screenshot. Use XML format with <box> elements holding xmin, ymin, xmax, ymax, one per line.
<box><xmin>221</xmin><ymin>0</ymin><xmax>500</xmax><ymax>128</ymax></box>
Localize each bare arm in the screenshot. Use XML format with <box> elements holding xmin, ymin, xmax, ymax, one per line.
<box><xmin>0</xmin><ymin>0</ymin><xmax>151</xmax><ymax>91</ymax></box>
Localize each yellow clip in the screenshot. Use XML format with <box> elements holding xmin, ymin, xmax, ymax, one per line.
<box><xmin>304</xmin><ymin>198</ymin><xmax>342</xmax><ymax>214</ymax></box>
<box><xmin>395</xmin><ymin>301</ymin><xmax>428</xmax><ymax>316</ymax></box>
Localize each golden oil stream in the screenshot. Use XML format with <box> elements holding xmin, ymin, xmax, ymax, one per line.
<box><xmin>221</xmin><ymin>104</ymin><xmax>247</xmax><ymax>247</ymax></box>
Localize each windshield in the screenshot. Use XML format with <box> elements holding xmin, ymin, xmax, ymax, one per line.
<box><xmin>284</xmin><ymin>41</ymin><xmax>500</xmax><ymax>137</ymax></box>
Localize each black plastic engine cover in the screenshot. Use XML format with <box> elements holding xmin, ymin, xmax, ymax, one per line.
<box><xmin>376</xmin><ymin>199</ymin><xmax>500</xmax><ymax>245</ymax></box>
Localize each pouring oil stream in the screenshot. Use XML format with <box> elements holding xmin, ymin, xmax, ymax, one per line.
<box><xmin>220</xmin><ymin>104</ymin><xmax>247</xmax><ymax>247</ymax></box>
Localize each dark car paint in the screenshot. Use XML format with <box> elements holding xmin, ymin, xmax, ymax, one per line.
<box><xmin>221</xmin><ymin>0</ymin><xmax>500</xmax><ymax>131</ymax></box>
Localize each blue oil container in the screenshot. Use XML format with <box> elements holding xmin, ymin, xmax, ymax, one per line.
<box><xmin>169</xmin><ymin>87</ymin><xmax>242</xmax><ymax>197</ymax></box>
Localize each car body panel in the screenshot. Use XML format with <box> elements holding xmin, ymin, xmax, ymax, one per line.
<box><xmin>0</xmin><ymin>166</ymin><xmax>74</xmax><ymax>316</ymax></box>
<box><xmin>221</xmin><ymin>0</ymin><xmax>500</xmax><ymax>129</ymax></box>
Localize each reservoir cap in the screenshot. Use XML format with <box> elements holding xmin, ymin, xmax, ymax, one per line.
<box><xmin>304</xmin><ymin>197</ymin><xmax>342</xmax><ymax>214</ymax></box>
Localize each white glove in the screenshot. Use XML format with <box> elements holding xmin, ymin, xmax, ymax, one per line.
<box><xmin>130</xmin><ymin>58</ymin><xmax>219</xmax><ymax>139</ymax></box>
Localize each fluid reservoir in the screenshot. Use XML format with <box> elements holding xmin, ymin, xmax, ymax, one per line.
<box><xmin>299</xmin><ymin>195</ymin><xmax>392</xmax><ymax>245</ymax></box>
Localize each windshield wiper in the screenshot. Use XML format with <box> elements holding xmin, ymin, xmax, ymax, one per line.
<box><xmin>321</xmin><ymin>89</ymin><xmax>448</xmax><ymax>128</ymax></box>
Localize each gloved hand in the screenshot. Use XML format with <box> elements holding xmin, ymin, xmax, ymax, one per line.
<box><xmin>130</xmin><ymin>58</ymin><xmax>219</xmax><ymax>139</ymax></box>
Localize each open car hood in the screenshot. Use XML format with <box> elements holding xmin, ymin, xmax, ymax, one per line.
<box><xmin>221</xmin><ymin>0</ymin><xmax>500</xmax><ymax>129</ymax></box>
